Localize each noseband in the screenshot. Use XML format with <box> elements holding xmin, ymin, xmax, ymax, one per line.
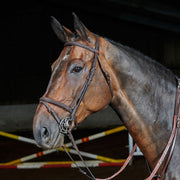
<box><xmin>40</xmin><ymin>35</ymin><xmax>113</xmax><ymax>134</ymax></box>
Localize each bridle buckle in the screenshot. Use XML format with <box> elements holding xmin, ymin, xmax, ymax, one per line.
<box><xmin>59</xmin><ymin>117</ymin><xmax>73</xmax><ymax>134</ymax></box>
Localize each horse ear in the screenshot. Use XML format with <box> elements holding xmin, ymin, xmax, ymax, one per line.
<box><xmin>51</xmin><ymin>16</ymin><xmax>74</xmax><ymax>42</ymax></box>
<box><xmin>72</xmin><ymin>12</ymin><xmax>92</xmax><ymax>41</ymax></box>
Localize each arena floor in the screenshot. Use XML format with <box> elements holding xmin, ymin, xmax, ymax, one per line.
<box><xmin>0</xmin><ymin>128</ymin><xmax>149</xmax><ymax>180</ymax></box>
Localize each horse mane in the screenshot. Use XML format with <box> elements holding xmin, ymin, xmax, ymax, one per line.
<box><xmin>109</xmin><ymin>39</ymin><xmax>152</xmax><ymax>61</ymax></box>
<box><xmin>106</xmin><ymin>37</ymin><xmax>176</xmax><ymax>82</ymax></box>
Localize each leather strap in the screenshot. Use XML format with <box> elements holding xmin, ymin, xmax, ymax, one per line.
<box><xmin>64</xmin><ymin>41</ymin><xmax>99</xmax><ymax>54</ymax></box>
<box><xmin>40</xmin><ymin>97</ymin><xmax>72</xmax><ymax>113</ymax></box>
<box><xmin>96</xmin><ymin>144</ymin><xmax>138</xmax><ymax>180</ymax></box>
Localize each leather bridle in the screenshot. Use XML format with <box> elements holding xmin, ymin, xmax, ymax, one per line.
<box><xmin>40</xmin><ymin>35</ymin><xmax>113</xmax><ymax>134</ymax></box>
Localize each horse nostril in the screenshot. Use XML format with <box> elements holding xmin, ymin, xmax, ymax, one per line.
<box><xmin>41</xmin><ymin>126</ymin><xmax>50</xmax><ymax>143</ymax></box>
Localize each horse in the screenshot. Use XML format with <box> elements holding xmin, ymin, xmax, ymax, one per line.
<box><xmin>33</xmin><ymin>13</ymin><xmax>180</xmax><ymax>179</ymax></box>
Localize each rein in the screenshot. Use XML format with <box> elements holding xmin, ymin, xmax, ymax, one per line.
<box><xmin>39</xmin><ymin>34</ymin><xmax>180</xmax><ymax>180</ymax></box>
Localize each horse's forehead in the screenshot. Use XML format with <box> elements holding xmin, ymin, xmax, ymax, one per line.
<box><xmin>61</xmin><ymin>54</ymin><xmax>70</xmax><ymax>61</ymax></box>
<box><xmin>52</xmin><ymin>45</ymin><xmax>85</xmax><ymax>75</ymax></box>
<box><xmin>58</xmin><ymin>46</ymin><xmax>80</xmax><ymax>61</ymax></box>
<box><xmin>70</xmin><ymin>45</ymin><xmax>94</xmax><ymax>62</ymax></box>
<box><xmin>55</xmin><ymin>43</ymin><xmax>94</xmax><ymax>70</ymax></box>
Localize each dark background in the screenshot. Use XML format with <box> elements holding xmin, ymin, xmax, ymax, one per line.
<box><xmin>1</xmin><ymin>0</ymin><xmax>180</xmax><ymax>105</ymax></box>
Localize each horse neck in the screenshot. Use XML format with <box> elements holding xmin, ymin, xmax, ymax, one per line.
<box><xmin>100</xmin><ymin>37</ymin><xmax>177</xmax><ymax>169</ymax></box>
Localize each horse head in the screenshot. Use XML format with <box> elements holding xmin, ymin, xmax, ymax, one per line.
<box><xmin>33</xmin><ymin>13</ymin><xmax>112</xmax><ymax>149</ymax></box>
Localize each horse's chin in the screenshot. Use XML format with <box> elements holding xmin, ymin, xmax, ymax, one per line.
<box><xmin>39</xmin><ymin>133</ymin><xmax>65</xmax><ymax>149</ymax></box>
<box><xmin>52</xmin><ymin>133</ymin><xmax>64</xmax><ymax>149</ymax></box>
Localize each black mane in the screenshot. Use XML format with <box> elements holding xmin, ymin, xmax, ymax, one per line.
<box><xmin>107</xmin><ymin>38</ymin><xmax>176</xmax><ymax>83</ymax></box>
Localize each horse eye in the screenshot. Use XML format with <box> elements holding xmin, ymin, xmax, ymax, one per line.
<box><xmin>71</xmin><ymin>66</ymin><xmax>83</xmax><ymax>73</ymax></box>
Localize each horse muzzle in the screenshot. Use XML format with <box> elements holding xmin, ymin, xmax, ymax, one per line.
<box><xmin>33</xmin><ymin>114</ymin><xmax>65</xmax><ymax>149</ymax></box>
